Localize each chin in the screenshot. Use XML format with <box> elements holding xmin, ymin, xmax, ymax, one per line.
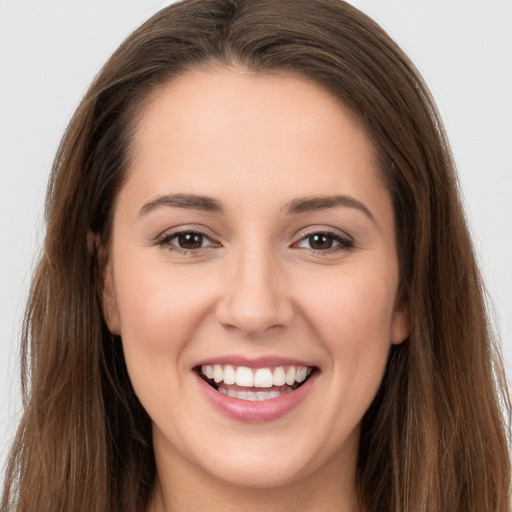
<box><xmin>200</xmin><ymin>452</ymin><xmax>317</xmax><ymax>489</ymax></box>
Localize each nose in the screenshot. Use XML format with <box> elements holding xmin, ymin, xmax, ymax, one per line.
<box><xmin>216</xmin><ymin>246</ymin><xmax>294</xmax><ymax>337</ymax></box>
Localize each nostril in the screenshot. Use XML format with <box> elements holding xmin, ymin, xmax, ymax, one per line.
<box><xmin>216</xmin><ymin>300</ymin><xmax>294</xmax><ymax>337</ymax></box>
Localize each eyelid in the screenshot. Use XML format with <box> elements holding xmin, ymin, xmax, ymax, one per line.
<box><xmin>155</xmin><ymin>224</ymin><xmax>218</xmax><ymax>240</ymax></box>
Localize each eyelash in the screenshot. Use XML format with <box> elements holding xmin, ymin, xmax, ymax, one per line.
<box><xmin>156</xmin><ymin>229</ymin><xmax>354</xmax><ymax>255</ymax></box>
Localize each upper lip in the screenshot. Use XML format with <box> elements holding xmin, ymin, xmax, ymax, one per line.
<box><xmin>193</xmin><ymin>355</ymin><xmax>316</xmax><ymax>370</ymax></box>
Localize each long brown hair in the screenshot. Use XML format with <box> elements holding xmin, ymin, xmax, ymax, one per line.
<box><xmin>3</xmin><ymin>1</ymin><xmax>510</xmax><ymax>511</ymax></box>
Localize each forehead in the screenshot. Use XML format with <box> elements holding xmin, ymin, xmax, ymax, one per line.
<box><xmin>120</xmin><ymin>66</ymin><xmax>390</xmax><ymax>219</ymax></box>
<box><xmin>136</xmin><ymin>67</ymin><xmax>369</xmax><ymax>142</ymax></box>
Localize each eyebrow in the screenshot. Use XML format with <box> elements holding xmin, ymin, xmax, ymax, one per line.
<box><xmin>284</xmin><ymin>194</ymin><xmax>375</xmax><ymax>223</ymax></box>
<box><xmin>139</xmin><ymin>192</ymin><xmax>375</xmax><ymax>223</ymax></box>
<box><xmin>139</xmin><ymin>193</ymin><xmax>225</xmax><ymax>217</ymax></box>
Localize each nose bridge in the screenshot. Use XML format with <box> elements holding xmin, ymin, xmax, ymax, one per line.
<box><xmin>217</xmin><ymin>238</ymin><xmax>293</xmax><ymax>336</ymax></box>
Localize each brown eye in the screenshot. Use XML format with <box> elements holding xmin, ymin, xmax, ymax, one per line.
<box><xmin>295</xmin><ymin>231</ymin><xmax>353</xmax><ymax>253</ymax></box>
<box><xmin>177</xmin><ymin>233</ymin><xmax>205</xmax><ymax>249</ymax></box>
<box><xmin>307</xmin><ymin>234</ymin><xmax>335</xmax><ymax>250</ymax></box>
<box><xmin>157</xmin><ymin>230</ymin><xmax>218</xmax><ymax>253</ymax></box>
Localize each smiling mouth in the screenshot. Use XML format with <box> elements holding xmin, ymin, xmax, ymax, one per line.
<box><xmin>196</xmin><ymin>364</ymin><xmax>315</xmax><ymax>401</ymax></box>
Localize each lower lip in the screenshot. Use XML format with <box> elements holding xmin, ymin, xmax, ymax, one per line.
<box><xmin>196</xmin><ymin>372</ymin><xmax>317</xmax><ymax>423</ymax></box>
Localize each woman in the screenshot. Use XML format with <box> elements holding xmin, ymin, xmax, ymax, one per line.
<box><xmin>2</xmin><ymin>0</ymin><xmax>510</xmax><ymax>511</ymax></box>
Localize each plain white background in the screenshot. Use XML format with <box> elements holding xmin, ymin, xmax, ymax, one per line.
<box><xmin>1</xmin><ymin>0</ymin><xmax>511</xmax><ymax>474</ymax></box>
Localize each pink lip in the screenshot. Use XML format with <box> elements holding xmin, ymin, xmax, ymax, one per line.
<box><xmin>195</xmin><ymin>370</ymin><xmax>318</xmax><ymax>424</ymax></box>
<box><xmin>194</xmin><ymin>355</ymin><xmax>314</xmax><ymax>369</ymax></box>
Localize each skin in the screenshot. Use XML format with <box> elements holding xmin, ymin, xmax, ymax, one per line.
<box><xmin>103</xmin><ymin>67</ymin><xmax>409</xmax><ymax>512</ymax></box>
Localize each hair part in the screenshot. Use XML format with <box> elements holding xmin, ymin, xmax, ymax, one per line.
<box><xmin>3</xmin><ymin>1</ymin><xmax>510</xmax><ymax>511</ymax></box>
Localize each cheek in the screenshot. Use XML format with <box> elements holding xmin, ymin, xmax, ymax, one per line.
<box><xmin>112</xmin><ymin>259</ymin><xmax>216</xmax><ymax>382</ymax></box>
<box><xmin>112</xmin><ymin>261</ymin><xmax>225</xmax><ymax>437</ymax></box>
<box><xmin>116</xmin><ymin>258</ymin><xmax>206</xmax><ymax>330</ymax></box>
<box><xmin>286</xmin><ymin>265</ymin><xmax>397</xmax><ymax>445</ymax></box>
<box><xmin>298</xmin><ymin>264</ymin><xmax>397</xmax><ymax>395</ymax></box>
<box><xmin>301</xmin><ymin>265</ymin><xmax>398</xmax><ymax>347</ymax></box>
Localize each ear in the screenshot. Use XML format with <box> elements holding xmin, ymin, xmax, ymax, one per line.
<box><xmin>96</xmin><ymin>240</ymin><xmax>121</xmax><ymax>335</ymax></box>
<box><xmin>391</xmin><ymin>293</ymin><xmax>410</xmax><ymax>345</ymax></box>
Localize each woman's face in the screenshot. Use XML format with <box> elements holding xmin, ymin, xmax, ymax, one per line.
<box><xmin>103</xmin><ymin>67</ymin><xmax>408</xmax><ymax>492</ymax></box>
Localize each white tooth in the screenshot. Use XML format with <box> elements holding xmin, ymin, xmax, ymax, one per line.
<box><xmin>213</xmin><ymin>364</ymin><xmax>223</xmax><ymax>383</ymax></box>
<box><xmin>296</xmin><ymin>367</ymin><xmax>308</xmax><ymax>383</ymax></box>
<box><xmin>254</xmin><ymin>368</ymin><xmax>273</xmax><ymax>388</ymax></box>
<box><xmin>218</xmin><ymin>387</ymin><xmax>227</xmax><ymax>395</ymax></box>
<box><xmin>246</xmin><ymin>391</ymin><xmax>259</xmax><ymax>401</ymax></box>
<box><xmin>269</xmin><ymin>391</ymin><xmax>281</xmax><ymax>399</ymax></box>
<box><xmin>223</xmin><ymin>365</ymin><xmax>236</xmax><ymax>385</ymax></box>
<box><xmin>204</xmin><ymin>365</ymin><xmax>214</xmax><ymax>380</ymax></box>
<box><xmin>257</xmin><ymin>391</ymin><xmax>271</xmax><ymax>401</ymax></box>
<box><xmin>237</xmin><ymin>391</ymin><xmax>249</xmax><ymax>400</ymax></box>
<box><xmin>236</xmin><ymin>366</ymin><xmax>254</xmax><ymax>387</ymax></box>
<box><xmin>227</xmin><ymin>388</ymin><xmax>236</xmax><ymax>397</ymax></box>
<box><xmin>272</xmin><ymin>367</ymin><xmax>286</xmax><ymax>386</ymax></box>
<box><xmin>285</xmin><ymin>367</ymin><xmax>296</xmax><ymax>385</ymax></box>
